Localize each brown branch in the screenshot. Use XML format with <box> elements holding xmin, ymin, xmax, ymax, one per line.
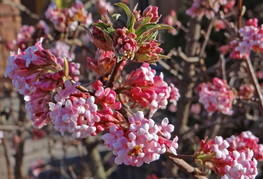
<box><xmin>220</xmin><ymin>55</ymin><xmax>227</xmax><ymax>81</ymax></box>
<box><xmin>237</xmin><ymin>0</ymin><xmax>243</xmax><ymax>29</ymax></box>
<box><xmin>245</xmin><ymin>57</ymin><xmax>263</xmax><ymax>115</ymax></box>
<box><xmin>107</xmin><ymin>61</ymin><xmax>123</xmax><ymax>88</ymax></box>
<box><xmin>2</xmin><ymin>134</ymin><xmax>13</xmax><ymax>179</ymax></box>
<box><xmin>0</xmin><ymin>125</ymin><xmax>20</xmax><ymax>131</ymax></box>
<box><xmin>176</xmin><ymin>16</ymin><xmax>202</xmax><ymax>134</ymax></box>
<box><xmin>158</xmin><ymin>60</ymin><xmax>182</xmax><ymax>79</ymax></box>
<box><xmin>166</xmin><ymin>153</ymin><xmax>207</xmax><ymax>179</ymax></box>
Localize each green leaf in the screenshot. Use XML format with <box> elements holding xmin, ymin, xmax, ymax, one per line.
<box><xmin>94</xmin><ymin>22</ymin><xmax>115</xmax><ymax>37</ymax></box>
<box><xmin>136</xmin><ymin>23</ymin><xmax>158</xmax><ymax>39</ymax></box>
<box><xmin>112</xmin><ymin>13</ymin><xmax>121</xmax><ymax>21</ymax></box>
<box><xmin>128</xmin><ymin>14</ymin><xmax>135</xmax><ymax>32</ymax></box>
<box><xmin>158</xmin><ymin>54</ymin><xmax>170</xmax><ymax>60</ymax></box>
<box><xmin>115</xmin><ymin>3</ymin><xmax>132</xmax><ymax>19</ymax></box>
<box><xmin>136</xmin><ymin>23</ymin><xmax>174</xmax><ymax>41</ymax></box>
<box><xmin>115</xmin><ymin>3</ymin><xmax>134</xmax><ymax>31</ymax></box>
<box><xmin>138</xmin><ymin>30</ymin><xmax>158</xmax><ymax>43</ymax></box>
<box><xmin>140</xmin><ymin>17</ymin><xmax>151</xmax><ymax>26</ymax></box>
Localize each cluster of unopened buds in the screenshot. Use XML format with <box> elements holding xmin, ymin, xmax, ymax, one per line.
<box><xmin>195</xmin><ymin>131</ymin><xmax>263</xmax><ymax>179</ymax></box>
<box><xmin>5</xmin><ymin>2</ymin><xmax>180</xmax><ymax>167</ymax></box>
<box><xmin>220</xmin><ymin>18</ymin><xmax>263</xmax><ymax>59</ymax></box>
<box><xmin>197</xmin><ymin>77</ymin><xmax>236</xmax><ymax>115</ymax></box>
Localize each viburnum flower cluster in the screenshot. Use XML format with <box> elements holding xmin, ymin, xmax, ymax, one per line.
<box><xmin>197</xmin><ymin>77</ymin><xmax>236</xmax><ymax>115</ymax></box>
<box><xmin>45</xmin><ymin>0</ymin><xmax>92</xmax><ymax>32</ymax></box>
<box><xmin>121</xmin><ymin>63</ymin><xmax>180</xmax><ymax>117</ymax></box>
<box><xmin>221</xmin><ymin>18</ymin><xmax>263</xmax><ymax>59</ymax></box>
<box><xmin>102</xmin><ymin>111</ymin><xmax>178</xmax><ymax>167</ymax></box>
<box><xmin>5</xmin><ymin>2</ymin><xmax>180</xmax><ymax>167</ymax></box>
<box><xmin>186</xmin><ymin>0</ymin><xmax>236</xmax><ymax>19</ymax></box>
<box><xmin>5</xmin><ymin>39</ymin><xmax>80</xmax><ymax>127</ymax></box>
<box><xmin>7</xmin><ymin>21</ymin><xmax>50</xmax><ymax>51</ymax></box>
<box><xmin>195</xmin><ymin>131</ymin><xmax>262</xmax><ymax>179</ymax></box>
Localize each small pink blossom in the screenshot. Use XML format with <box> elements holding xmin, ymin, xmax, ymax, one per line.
<box><xmin>214</xmin><ymin>20</ymin><xmax>226</xmax><ymax>31</ymax></box>
<box><xmin>25</xmin><ymin>89</ymin><xmax>52</xmax><ymax>128</ymax></box>
<box><xmin>135</xmin><ymin>40</ymin><xmax>163</xmax><ymax>63</ymax></box>
<box><xmin>142</xmin><ymin>6</ymin><xmax>159</xmax><ymax>23</ymax></box>
<box><xmin>197</xmin><ymin>77</ymin><xmax>235</xmax><ymax>115</ymax></box>
<box><xmin>87</xmin><ymin>49</ymin><xmax>116</xmax><ymax>76</ymax></box>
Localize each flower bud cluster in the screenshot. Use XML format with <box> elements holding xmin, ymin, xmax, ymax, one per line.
<box><xmin>197</xmin><ymin>77</ymin><xmax>235</xmax><ymax>115</ymax></box>
<box><xmin>86</xmin><ymin>49</ymin><xmax>116</xmax><ymax>76</ymax></box>
<box><xmin>45</xmin><ymin>0</ymin><xmax>92</xmax><ymax>32</ymax></box>
<box><xmin>5</xmin><ymin>39</ymin><xmax>80</xmax><ymax>127</ymax></box>
<box><xmin>122</xmin><ymin>63</ymin><xmax>180</xmax><ymax>117</ymax></box>
<box><xmin>102</xmin><ymin>111</ymin><xmax>178</xmax><ymax>167</ymax></box>
<box><xmin>196</xmin><ymin>134</ymin><xmax>259</xmax><ymax>179</ymax></box>
<box><xmin>227</xmin><ymin>131</ymin><xmax>263</xmax><ymax>161</ymax></box>
<box><xmin>221</xmin><ymin>18</ymin><xmax>263</xmax><ymax>59</ymax></box>
<box><xmin>135</xmin><ymin>40</ymin><xmax>163</xmax><ymax>63</ymax></box>
<box><xmin>113</xmin><ymin>28</ymin><xmax>138</xmax><ymax>61</ymax></box>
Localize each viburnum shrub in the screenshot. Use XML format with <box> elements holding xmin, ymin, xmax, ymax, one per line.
<box><xmin>6</xmin><ymin>2</ymin><xmax>179</xmax><ymax>167</ymax></box>
<box><xmin>4</xmin><ymin>0</ymin><xmax>263</xmax><ymax>178</ymax></box>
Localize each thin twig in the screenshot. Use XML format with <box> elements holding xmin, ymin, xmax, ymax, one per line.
<box><xmin>245</xmin><ymin>57</ymin><xmax>263</xmax><ymax>115</ymax></box>
<box><xmin>107</xmin><ymin>61</ymin><xmax>123</xmax><ymax>88</ymax></box>
<box><xmin>166</xmin><ymin>153</ymin><xmax>207</xmax><ymax>179</ymax></box>
<box><xmin>2</xmin><ymin>134</ymin><xmax>13</xmax><ymax>179</ymax></box>
<box><xmin>237</xmin><ymin>0</ymin><xmax>243</xmax><ymax>29</ymax></box>
<box><xmin>220</xmin><ymin>54</ymin><xmax>227</xmax><ymax>81</ymax></box>
<box><xmin>0</xmin><ymin>125</ymin><xmax>20</xmax><ymax>131</ymax></box>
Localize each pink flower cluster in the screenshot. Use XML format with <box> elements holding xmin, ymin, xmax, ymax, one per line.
<box><xmin>197</xmin><ymin>77</ymin><xmax>235</xmax><ymax>115</ymax></box>
<box><xmin>113</xmin><ymin>28</ymin><xmax>138</xmax><ymax>61</ymax></box>
<box><xmin>15</xmin><ymin>25</ymin><xmax>35</xmax><ymax>50</ymax></box>
<box><xmin>5</xmin><ymin>39</ymin><xmax>79</xmax><ymax>127</ymax></box>
<box><xmin>227</xmin><ymin>131</ymin><xmax>263</xmax><ymax>161</ymax></box>
<box><xmin>228</xmin><ymin>18</ymin><xmax>263</xmax><ymax>59</ymax></box>
<box><xmin>197</xmin><ymin>134</ymin><xmax>259</xmax><ymax>179</ymax></box>
<box><xmin>135</xmin><ymin>40</ymin><xmax>163</xmax><ymax>63</ymax></box>
<box><xmin>49</xmin><ymin>81</ymin><xmax>100</xmax><ymax>138</ymax></box>
<box><xmin>122</xmin><ymin>63</ymin><xmax>180</xmax><ymax>116</ymax></box>
<box><xmin>187</xmin><ymin>0</ymin><xmax>235</xmax><ymax>19</ymax></box>
<box><xmin>45</xmin><ymin>0</ymin><xmax>92</xmax><ymax>32</ymax></box>
<box><xmin>238</xmin><ymin>84</ymin><xmax>255</xmax><ymax>99</ymax></box>
<box><xmin>102</xmin><ymin>111</ymin><xmax>178</xmax><ymax>167</ymax></box>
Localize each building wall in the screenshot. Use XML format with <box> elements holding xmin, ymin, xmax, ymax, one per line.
<box><xmin>0</xmin><ymin>0</ymin><xmax>21</xmax><ymax>78</ymax></box>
